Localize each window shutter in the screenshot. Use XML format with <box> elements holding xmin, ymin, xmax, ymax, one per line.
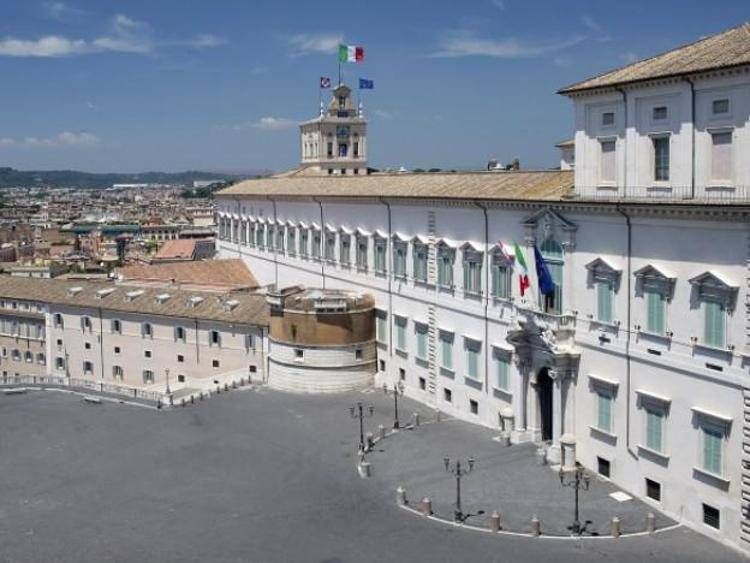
<box><xmin>703</xmin><ymin>427</ymin><xmax>722</xmax><ymax>474</ymax></box>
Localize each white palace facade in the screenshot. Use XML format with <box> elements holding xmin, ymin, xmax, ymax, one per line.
<box><xmin>216</xmin><ymin>24</ymin><xmax>750</xmax><ymax>552</ymax></box>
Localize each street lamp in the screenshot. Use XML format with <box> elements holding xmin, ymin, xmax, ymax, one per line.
<box><xmin>383</xmin><ymin>380</ymin><xmax>405</xmax><ymax>429</ymax></box>
<box><xmin>165</xmin><ymin>368</ymin><xmax>171</xmax><ymax>395</ymax></box>
<box><xmin>349</xmin><ymin>402</ymin><xmax>374</xmax><ymax>457</ymax></box>
<box><xmin>444</xmin><ymin>456</ymin><xmax>475</xmax><ymax>522</ymax></box>
<box><xmin>559</xmin><ymin>463</ymin><xmax>591</xmax><ymax>535</ymax></box>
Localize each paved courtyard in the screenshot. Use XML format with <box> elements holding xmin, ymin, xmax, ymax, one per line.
<box><xmin>0</xmin><ymin>387</ymin><xmax>743</xmax><ymax>562</ymax></box>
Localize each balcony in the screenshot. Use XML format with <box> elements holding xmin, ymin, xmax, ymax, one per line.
<box><xmin>507</xmin><ymin>306</ymin><xmax>577</xmax><ymax>354</ymax></box>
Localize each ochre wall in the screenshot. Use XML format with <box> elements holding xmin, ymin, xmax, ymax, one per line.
<box><xmin>270</xmin><ymin>309</ymin><xmax>374</xmax><ymax>346</ymax></box>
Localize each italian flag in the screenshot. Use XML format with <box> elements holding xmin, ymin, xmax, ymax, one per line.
<box><xmin>338</xmin><ymin>44</ymin><xmax>364</xmax><ymax>63</ymax></box>
<box><xmin>513</xmin><ymin>241</ymin><xmax>530</xmax><ymax>296</ymax></box>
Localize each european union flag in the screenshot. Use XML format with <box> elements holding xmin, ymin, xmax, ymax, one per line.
<box><xmin>358</xmin><ymin>78</ymin><xmax>374</xmax><ymax>90</ymax></box>
<box><xmin>534</xmin><ymin>245</ymin><xmax>556</xmax><ymax>296</ymax></box>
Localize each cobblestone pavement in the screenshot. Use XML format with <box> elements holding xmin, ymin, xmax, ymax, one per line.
<box><xmin>0</xmin><ymin>387</ymin><xmax>743</xmax><ymax>563</ymax></box>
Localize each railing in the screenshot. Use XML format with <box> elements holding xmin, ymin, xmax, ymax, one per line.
<box><xmin>571</xmin><ymin>185</ymin><xmax>750</xmax><ymax>203</ymax></box>
<box><xmin>0</xmin><ymin>375</ymin><xmax>168</xmax><ymax>405</ymax></box>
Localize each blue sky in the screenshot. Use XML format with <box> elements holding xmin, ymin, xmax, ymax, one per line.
<box><xmin>0</xmin><ymin>0</ymin><xmax>748</xmax><ymax>173</ymax></box>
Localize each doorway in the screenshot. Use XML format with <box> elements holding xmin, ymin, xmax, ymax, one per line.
<box><xmin>537</xmin><ymin>368</ymin><xmax>553</xmax><ymax>441</ymax></box>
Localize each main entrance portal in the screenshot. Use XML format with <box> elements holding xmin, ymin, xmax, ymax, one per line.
<box><xmin>537</xmin><ymin>368</ymin><xmax>553</xmax><ymax>442</ymax></box>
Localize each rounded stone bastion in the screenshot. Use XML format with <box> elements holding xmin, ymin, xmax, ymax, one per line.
<box><xmin>266</xmin><ymin>286</ymin><xmax>376</xmax><ymax>393</ymax></box>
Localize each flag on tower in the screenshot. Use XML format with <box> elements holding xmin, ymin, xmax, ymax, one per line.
<box><xmin>320</xmin><ymin>76</ymin><xmax>331</xmax><ymax>88</ymax></box>
<box><xmin>513</xmin><ymin>241</ymin><xmax>530</xmax><ymax>296</ymax></box>
<box><xmin>358</xmin><ymin>78</ymin><xmax>374</xmax><ymax>89</ymax></box>
<box><xmin>338</xmin><ymin>44</ymin><xmax>364</xmax><ymax>63</ymax></box>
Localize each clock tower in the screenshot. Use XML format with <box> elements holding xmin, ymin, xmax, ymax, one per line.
<box><xmin>299</xmin><ymin>84</ymin><xmax>368</xmax><ymax>175</ymax></box>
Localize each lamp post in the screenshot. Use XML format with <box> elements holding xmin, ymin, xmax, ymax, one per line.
<box><xmin>383</xmin><ymin>380</ymin><xmax>405</xmax><ymax>429</ymax></box>
<box><xmin>559</xmin><ymin>463</ymin><xmax>591</xmax><ymax>535</ymax></box>
<box><xmin>444</xmin><ymin>456</ymin><xmax>475</xmax><ymax>522</ymax></box>
<box><xmin>165</xmin><ymin>368</ymin><xmax>171</xmax><ymax>395</ymax></box>
<box><xmin>349</xmin><ymin>402</ymin><xmax>374</xmax><ymax>456</ymax></box>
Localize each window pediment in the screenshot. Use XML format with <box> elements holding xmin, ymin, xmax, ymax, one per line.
<box><xmin>634</xmin><ymin>264</ymin><xmax>675</xmax><ymax>296</ymax></box>
<box><xmin>586</xmin><ymin>257</ymin><xmax>621</xmax><ymax>282</ymax></box>
<box><xmin>411</xmin><ymin>234</ymin><xmax>429</xmax><ymax>245</ymax></box>
<box><xmin>688</xmin><ymin>270</ymin><xmax>738</xmax><ymax>306</ymax></box>
<box><xmin>392</xmin><ymin>232</ymin><xmax>410</xmax><ymax>243</ymax></box>
<box><xmin>460</xmin><ymin>241</ymin><xmax>483</xmax><ymax>253</ymax></box>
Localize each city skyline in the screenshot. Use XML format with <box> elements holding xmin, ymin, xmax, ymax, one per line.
<box><xmin>0</xmin><ymin>0</ymin><xmax>748</xmax><ymax>173</ymax></box>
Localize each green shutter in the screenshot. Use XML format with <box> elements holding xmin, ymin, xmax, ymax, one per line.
<box><xmin>703</xmin><ymin>427</ymin><xmax>723</xmax><ymax>475</ymax></box>
<box><xmin>497</xmin><ymin>357</ymin><xmax>509</xmax><ymax>390</ymax></box>
<box><xmin>597</xmin><ymin>281</ymin><xmax>613</xmax><ymax>323</ymax></box>
<box><xmin>597</xmin><ymin>393</ymin><xmax>612</xmax><ymax>432</ymax></box>
<box><xmin>467</xmin><ymin>345</ymin><xmax>478</xmax><ymax>378</ymax></box>
<box><xmin>646</xmin><ymin>409</ymin><xmax>662</xmax><ymax>452</ymax></box>
<box><xmin>441</xmin><ymin>335</ymin><xmax>452</xmax><ymax>369</ymax></box>
<box><xmin>646</xmin><ymin>291</ymin><xmax>665</xmax><ymax>334</ymax></box>
<box><xmin>704</xmin><ymin>300</ymin><xmax>725</xmax><ymax>348</ymax></box>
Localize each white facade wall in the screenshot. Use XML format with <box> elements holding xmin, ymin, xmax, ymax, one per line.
<box><xmin>573</xmin><ymin>71</ymin><xmax>750</xmax><ymax>198</ymax></box>
<box><xmin>216</xmin><ymin>191</ymin><xmax>748</xmax><ymax>551</ymax></box>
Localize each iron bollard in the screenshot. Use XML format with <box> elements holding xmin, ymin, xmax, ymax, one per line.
<box><xmin>435</xmin><ymin>409</ymin><xmax>442</xmax><ymax>422</ymax></box>
<box><xmin>156</xmin><ymin>400</ymin><xmax>162</xmax><ymax>409</ymax></box>
<box><xmin>224</xmin><ymin>383</ymin><xmax>229</xmax><ymax>391</ymax></box>
<box><xmin>489</xmin><ymin>511</ymin><xmax>501</xmax><ymax>532</ymax></box>
<box><xmin>397</xmin><ymin>486</ymin><xmax>407</xmax><ymax>505</ymax></box>
<box><xmin>611</xmin><ymin>516</ymin><xmax>621</xmax><ymax>538</ymax></box>
<box><xmin>190</xmin><ymin>395</ymin><xmax>195</xmax><ymax>404</ymax></box>
<box><xmin>181</xmin><ymin>398</ymin><xmax>186</xmax><ymax>407</ymax></box>
<box><xmin>646</xmin><ymin>512</ymin><xmax>656</xmax><ymax>534</ymax></box>
<box><xmin>421</xmin><ymin>497</ymin><xmax>432</xmax><ymax>516</ymax></box>
<box><xmin>366</xmin><ymin>432</ymin><xmax>374</xmax><ymax>452</ymax></box>
<box><xmin>378</xmin><ymin>424</ymin><xmax>386</xmax><ymax>440</ymax></box>
<box><xmin>413</xmin><ymin>412</ymin><xmax>420</xmax><ymax>427</ymax></box>
<box><xmin>531</xmin><ymin>515</ymin><xmax>541</xmax><ymax>537</ymax></box>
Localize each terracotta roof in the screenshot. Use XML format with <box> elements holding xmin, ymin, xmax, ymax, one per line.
<box><xmin>153</xmin><ymin>239</ymin><xmax>197</xmax><ymax>260</ymax></box>
<box><xmin>118</xmin><ymin>259</ymin><xmax>259</xmax><ymax>291</ymax></box>
<box><xmin>559</xmin><ymin>22</ymin><xmax>750</xmax><ymax>94</ymax></box>
<box><xmin>217</xmin><ymin>170</ymin><xmax>574</xmax><ymax>202</ymax></box>
<box><xmin>0</xmin><ymin>276</ymin><xmax>268</xmax><ymax>326</ymax></box>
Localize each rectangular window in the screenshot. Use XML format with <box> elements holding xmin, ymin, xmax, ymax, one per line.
<box><xmin>376</xmin><ymin>311</ymin><xmax>387</xmax><ymax>344</ymax></box>
<box><xmin>710</xmin><ymin>131</ymin><xmax>732</xmax><ymax>183</ymax></box>
<box><xmin>465</xmin><ymin>339</ymin><xmax>480</xmax><ymax>379</ymax></box>
<box><xmin>275</xmin><ymin>227</ymin><xmax>284</xmax><ymax>252</ymax></box>
<box><xmin>645</xmin><ymin>407</ymin><xmax>664</xmax><ymax>452</ymax></box>
<box><xmin>443</xmin><ymin>388</ymin><xmax>452</xmax><ymax>403</ymax></box>
<box><xmin>312</xmin><ymin>231</ymin><xmax>322</xmax><ymax>259</ymax></box>
<box><xmin>597</xmin><ymin>457</ymin><xmax>611</xmax><ymax>478</ymax></box>
<box><xmin>645</xmin><ymin>290</ymin><xmax>665</xmax><ymax>335</ymax></box>
<box><xmin>701</xmin><ymin>425</ymin><xmax>723</xmax><ymax>476</ymax></box>
<box><xmin>374</xmin><ymin>239</ymin><xmax>386</xmax><ymax>273</ymax></box>
<box><xmin>286</xmin><ymin>228</ymin><xmax>296</xmax><ymax>255</ymax></box>
<box><xmin>440</xmin><ymin>331</ymin><xmax>453</xmax><ymax>370</ymax></box>
<box><xmin>395</xmin><ymin>317</ymin><xmax>407</xmax><ymax>352</ymax></box>
<box><xmin>596</xmin><ymin>391</ymin><xmax>613</xmax><ymax>433</ymax></box>
<box><xmin>703</xmin><ymin>300</ymin><xmax>725</xmax><ymax>348</ymax></box>
<box><xmin>210</xmin><ymin>330</ymin><xmax>221</xmax><ymax>347</ymax></box>
<box><xmin>652</xmin><ymin>106</ymin><xmax>668</xmax><ymax>121</ymax></box>
<box><xmin>143</xmin><ymin>370</ymin><xmax>154</xmax><ymax>384</ymax></box>
<box><xmin>712</xmin><ymin>99</ymin><xmax>729</xmax><ymax>115</ymax></box>
<box><xmin>413</xmin><ymin>244</ymin><xmax>428</xmax><ymax>282</ymax></box>
<box><xmin>469</xmin><ymin>399</ymin><xmax>479</xmax><ymax>415</ymax></box>
<box><xmin>112</xmin><ymin>365</ymin><xmax>123</xmax><ymax>380</ymax></box>
<box><xmin>646</xmin><ymin>478</ymin><xmax>661</xmax><ymax>502</ymax></box>
<box><xmin>419</xmin><ymin>377</ymin><xmax>426</xmax><ymax>390</ymax></box>
<box><xmin>415</xmin><ymin>324</ymin><xmax>428</xmax><ymax>361</ymax></box>
<box><xmin>601</xmin><ymin>112</ymin><xmax>615</xmax><ymax>126</ymax></box>
<box><xmin>437</xmin><ymin>251</ymin><xmax>454</xmax><ymax>287</ymax></box>
<box><xmin>356</xmin><ymin>238</ymin><xmax>368</xmax><ymax>270</ymax></box>
<box><xmin>495</xmin><ymin>354</ymin><xmax>509</xmax><ymax>391</ymax></box>
<box><xmin>339</xmin><ymin>234</ymin><xmax>351</xmax><ymax>265</ymax></box>
<box><xmin>600</xmin><ymin>140</ymin><xmax>616</xmax><ymax>184</ymax></box>
<box><xmin>463</xmin><ymin>256</ymin><xmax>482</xmax><ymax>295</ymax></box>
<box><xmin>597</xmin><ymin>280</ymin><xmax>614</xmax><ymax>323</ymax></box>
<box><xmin>652</xmin><ymin>136</ymin><xmax>670</xmax><ymax>181</ymax></box>
<box><xmin>491</xmin><ymin>263</ymin><xmax>510</xmax><ymax>299</ymax></box>
<box><xmin>299</xmin><ymin>230</ymin><xmax>309</xmax><ymax>257</ymax></box>
<box><xmin>393</xmin><ymin>244</ymin><xmax>406</xmax><ymax>278</ymax></box>
<box><xmin>703</xmin><ymin>504</ymin><xmax>720</xmax><ymax>529</ymax></box>
<box><xmin>325</xmin><ymin>233</ymin><xmax>336</xmax><ymax>262</ymax></box>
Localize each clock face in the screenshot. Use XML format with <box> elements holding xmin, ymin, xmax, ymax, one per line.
<box><xmin>336</xmin><ymin>126</ymin><xmax>350</xmax><ymax>138</ymax></box>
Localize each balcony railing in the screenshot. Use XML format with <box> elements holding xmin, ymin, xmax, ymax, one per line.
<box><xmin>570</xmin><ymin>185</ymin><xmax>750</xmax><ymax>203</ymax></box>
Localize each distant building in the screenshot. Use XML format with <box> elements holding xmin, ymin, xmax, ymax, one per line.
<box><xmin>151</xmin><ymin>238</ymin><xmax>215</xmax><ymax>263</ymax></box>
<box><xmin>555</xmin><ymin>139</ymin><xmax>575</xmax><ymax>170</ymax></box>
<box><xmin>117</xmin><ymin>258</ymin><xmax>258</xmax><ymax>292</ymax></box>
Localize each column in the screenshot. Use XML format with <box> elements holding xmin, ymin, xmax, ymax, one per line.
<box><xmin>547</xmin><ymin>372</ymin><xmax>563</xmax><ymax>464</ymax></box>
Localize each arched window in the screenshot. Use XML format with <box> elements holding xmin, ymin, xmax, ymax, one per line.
<box><xmin>24</xmin><ymin>351</ymin><xmax>33</xmax><ymax>363</ymax></box>
<box><xmin>540</xmin><ymin>237</ymin><xmax>564</xmax><ymax>314</ymax></box>
<box><xmin>36</xmin><ymin>353</ymin><xmax>45</xmax><ymax>365</ymax></box>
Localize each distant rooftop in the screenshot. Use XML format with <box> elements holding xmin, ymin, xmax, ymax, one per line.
<box><xmin>118</xmin><ymin>259</ymin><xmax>259</xmax><ymax>292</ymax></box>
<box><xmin>559</xmin><ymin>22</ymin><xmax>750</xmax><ymax>94</ymax></box>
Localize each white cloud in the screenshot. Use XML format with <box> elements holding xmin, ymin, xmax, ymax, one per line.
<box><xmin>373</xmin><ymin>109</ymin><xmax>393</xmax><ymax>119</ymax></box>
<box><xmin>42</xmin><ymin>2</ymin><xmax>85</xmax><ymax>21</ymax></box>
<box><xmin>0</xmin><ymin>12</ymin><xmax>225</xmax><ymax>57</ymax></box>
<box><xmin>620</xmin><ymin>51</ymin><xmax>638</xmax><ymax>64</ymax></box>
<box><xmin>581</xmin><ymin>15</ymin><xmax>611</xmax><ymax>42</ymax></box>
<box><xmin>251</xmin><ymin>117</ymin><xmax>297</xmax><ymax>130</ymax></box>
<box><xmin>491</xmin><ymin>0</ymin><xmax>505</xmax><ymax>9</ymax></box>
<box><xmin>431</xmin><ymin>30</ymin><xmax>585</xmax><ymax>58</ymax></box>
<box><xmin>0</xmin><ymin>131</ymin><xmax>100</xmax><ymax>148</ymax></box>
<box><xmin>286</xmin><ymin>33</ymin><xmax>343</xmax><ymax>56</ymax></box>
